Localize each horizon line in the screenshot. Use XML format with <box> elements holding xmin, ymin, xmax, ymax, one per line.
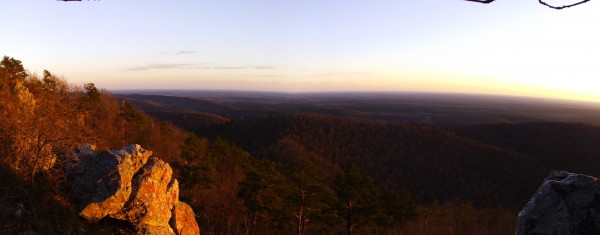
<box><xmin>109</xmin><ymin>89</ymin><xmax>600</xmax><ymax>105</ymax></box>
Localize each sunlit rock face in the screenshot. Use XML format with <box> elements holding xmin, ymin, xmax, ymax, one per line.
<box><xmin>11</xmin><ymin>80</ymin><xmax>36</xmax><ymax>112</ymax></box>
<box><xmin>516</xmin><ymin>170</ymin><xmax>600</xmax><ymax>235</ymax></box>
<box><xmin>171</xmin><ymin>201</ymin><xmax>201</xmax><ymax>235</ymax></box>
<box><xmin>111</xmin><ymin>157</ymin><xmax>179</xmax><ymax>234</ymax></box>
<box><xmin>67</xmin><ymin>144</ymin><xmax>200</xmax><ymax>235</ymax></box>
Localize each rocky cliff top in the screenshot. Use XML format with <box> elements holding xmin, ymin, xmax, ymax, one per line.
<box><xmin>67</xmin><ymin>144</ymin><xmax>200</xmax><ymax>235</ymax></box>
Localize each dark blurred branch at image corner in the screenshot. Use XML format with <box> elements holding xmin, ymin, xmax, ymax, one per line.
<box><xmin>464</xmin><ymin>0</ymin><xmax>591</xmax><ymax>9</ymax></box>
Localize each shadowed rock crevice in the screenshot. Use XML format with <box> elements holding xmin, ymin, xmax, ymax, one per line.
<box><xmin>67</xmin><ymin>144</ymin><xmax>200</xmax><ymax>235</ymax></box>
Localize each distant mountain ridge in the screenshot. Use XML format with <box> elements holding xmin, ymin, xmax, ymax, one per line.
<box><xmin>118</xmin><ymin>91</ymin><xmax>600</xmax><ymax>126</ymax></box>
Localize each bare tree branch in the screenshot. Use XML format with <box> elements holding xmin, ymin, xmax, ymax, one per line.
<box><xmin>464</xmin><ymin>0</ymin><xmax>592</xmax><ymax>9</ymax></box>
<box><xmin>539</xmin><ymin>0</ymin><xmax>591</xmax><ymax>9</ymax></box>
<box><xmin>464</xmin><ymin>0</ymin><xmax>496</xmax><ymax>3</ymax></box>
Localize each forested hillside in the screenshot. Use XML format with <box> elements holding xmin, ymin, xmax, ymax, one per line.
<box><xmin>196</xmin><ymin>115</ymin><xmax>551</xmax><ymax>207</ymax></box>
<box><xmin>117</xmin><ymin>91</ymin><xmax>600</xmax><ymax>234</ymax></box>
<box><xmin>1</xmin><ymin>56</ymin><xmax>522</xmax><ymax>234</ymax></box>
<box><xmin>459</xmin><ymin>123</ymin><xmax>600</xmax><ymax>177</ymax></box>
<box><xmin>13</xmin><ymin>56</ymin><xmax>600</xmax><ymax>234</ymax></box>
<box><xmin>0</xmin><ymin>56</ymin><xmax>191</xmax><ymax>233</ymax></box>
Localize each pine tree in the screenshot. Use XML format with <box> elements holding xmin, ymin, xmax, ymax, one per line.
<box><xmin>0</xmin><ymin>56</ymin><xmax>28</xmax><ymax>83</ymax></box>
<box><xmin>281</xmin><ymin>156</ymin><xmax>339</xmax><ymax>235</ymax></box>
<box><xmin>237</xmin><ymin>160</ymin><xmax>282</xmax><ymax>235</ymax></box>
<box><xmin>380</xmin><ymin>189</ymin><xmax>417</xmax><ymax>226</ymax></box>
<box><xmin>180</xmin><ymin>135</ymin><xmax>212</xmax><ymax>193</ymax></box>
<box><xmin>333</xmin><ymin>164</ymin><xmax>384</xmax><ymax>235</ymax></box>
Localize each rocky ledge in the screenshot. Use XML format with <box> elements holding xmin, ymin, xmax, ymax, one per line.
<box><xmin>516</xmin><ymin>170</ymin><xmax>600</xmax><ymax>235</ymax></box>
<box><xmin>66</xmin><ymin>144</ymin><xmax>200</xmax><ymax>235</ymax></box>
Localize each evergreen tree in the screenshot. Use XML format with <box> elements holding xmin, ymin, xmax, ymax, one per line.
<box><xmin>42</xmin><ymin>70</ymin><xmax>59</xmax><ymax>92</ymax></box>
<box><xmin>0</xmin><ymin>56</ymin><xmax>28</xmax><ymax>83</ymax></box>
<box><xmin>120</xmin><ymin>101</ymin><xmax>146</xmax><ymax>124</ymax></box>
<box><xmin>380</xmin><ymin>189</ymin><xmax>417</xmax><ymax>226</ymax></box>
<box><xmin>237</xmin><ymin>160</ymin><xmax>282</xmax><ymax>235</ymax></box>
<box><xmin>333</xmin><ymin>164</ymin><xmax>384</xmax><ymax>235</ymax></box>
<box><xmin>180</xmin><ymin>135</ymin><xmax>212</xmax><ymax>193</ymax></box>
<box><xmin>281</xmin><ymin>156</ymin><xmax>339</xmax><ymax>235</ymax></box>
<box><xmin>84</xmin><ymin>83</ymin><xmax>101</xmax><ymax>103</ymax></box>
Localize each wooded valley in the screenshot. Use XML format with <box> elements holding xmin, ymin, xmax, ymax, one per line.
<box><xmin>2</xmin><ymin>56</ymin><xmax>600</xmax><ymax>234</ymax></box>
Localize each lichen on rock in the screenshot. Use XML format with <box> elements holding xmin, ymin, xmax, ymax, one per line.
<box><xmin>67</xmin><ymin>144</ymin><xmax>200</xmax><ymax>235</ymax></box>
<box><xmin>171</xmin><ymin>202</ymin><xmax>201</xmax><ymax>235</ymax></box>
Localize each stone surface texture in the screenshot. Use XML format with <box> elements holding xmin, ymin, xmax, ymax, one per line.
<box><xmin>516</xmin><ymin>170</ymin><xmax>600</xmax><ymax>235</ymax></box>
<box><xmin>170</xmin><ymin>202</ymin><xmax>201</xmax><ymax>235</ymax></box>
<box><xmin>67</xmin><ymin>144</ymin><xmax>200</xmax><ymax>235</ymax></box>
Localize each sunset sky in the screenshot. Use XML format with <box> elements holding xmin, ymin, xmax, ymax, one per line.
<box><xmin>2</xmin><ymin>0</ymin><xmax>600</xmax><ymax>102</ymax></box>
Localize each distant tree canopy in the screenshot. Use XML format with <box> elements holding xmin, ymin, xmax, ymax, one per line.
<box><xmin>464</xmin><ymin>0</ymin><xmax>591</xmax><ymax>9</ymax></box>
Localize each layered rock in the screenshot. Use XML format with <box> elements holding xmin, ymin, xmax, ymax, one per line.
<box><xmin>67</xmin><ymin>144</ymin><xmax>200</xmax><ymax>235</ymax></box>
<box><xmin>516</xmin><ymin>170</ymin><xmax>600</xmax><ymax>235</ymax></box>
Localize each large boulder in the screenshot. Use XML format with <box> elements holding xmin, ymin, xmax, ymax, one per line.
<box><xmin>111</xmin><ymin>157</ymin><xmax>180</xmax><ymax>233</ymax></box>
<box><xmin>68</xmin><ymin>144</ymin><xmax>153</xmax><ymax>222</ymax></box>
<box><xmin>516</xmin><ymin>170</ymin><xmax>600</xmax><ymax>235</ymax></box>
<box><xmin>67</xmin><ymin>144</ymin><xmax>200</xmax><ymax>235</ymax></box>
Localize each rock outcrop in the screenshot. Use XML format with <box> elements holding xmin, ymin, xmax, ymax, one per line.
<box><xmin>516</xmin><ymin>170</ymin><xmax>600</xmax><ymax>235</ymax></box>
<box><xmin>11</xmin><ymin>80</ymin><xmax>36</xmax><ymax>112</ymax></box>
<box><xmin>67</xmin><ymin>144</ymin><xmax>200</xmax><ymax>235</ymax></box>
<box><xmin>171</xmin><ymin>201</ymin><xmax>201</xmax><ymax>235</ymax></box>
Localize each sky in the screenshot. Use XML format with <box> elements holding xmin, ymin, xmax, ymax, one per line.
<box><xmin>2</xmin><ymin>0</ymin><xmax>600</xmax><ymax>102</ymax></box>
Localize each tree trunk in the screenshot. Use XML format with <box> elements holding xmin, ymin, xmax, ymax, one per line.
<box><xmin>251</xmin><ymin>213</ymin><xmax>256</xmax><ymax>235</ymax></box>
<box><xmin>346</xmin><ymin>201</ymin><xmax>354</xmax><ymax>235</ymax></box>
<box><xmin>245</xmin><ymin>212</ymin><xmax>251</xmax><ymax>235</ymax></box>
<box><xmin>297</xmin><ymin>205</ymin><xmax>303</xmax><ymax>235</ymax></box>
<box><xmin>297</xmin><ymin>170</ymin><xmax>306</xmax><ymax>235</ymax></box>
